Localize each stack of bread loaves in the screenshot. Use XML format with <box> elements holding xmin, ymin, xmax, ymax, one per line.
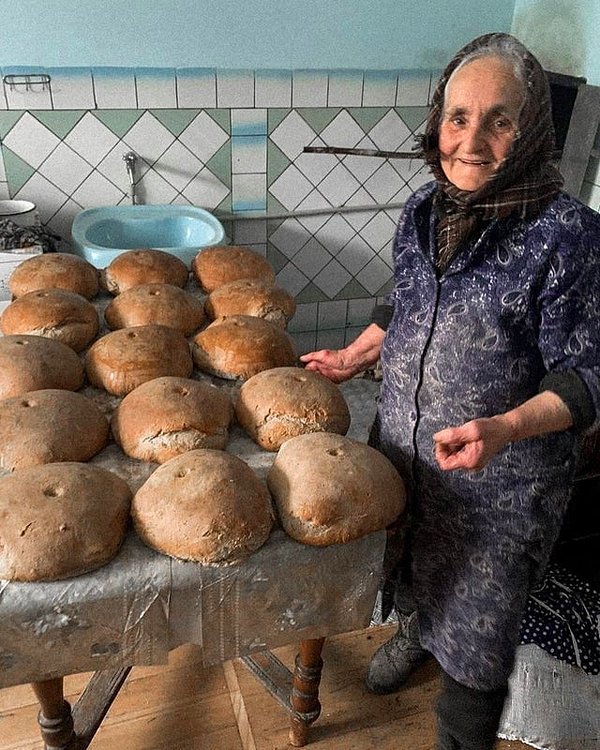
<box><xmin>0</xmin><ymin>245</ymin><xmax>405</xmax><ymax>580</ymax></box>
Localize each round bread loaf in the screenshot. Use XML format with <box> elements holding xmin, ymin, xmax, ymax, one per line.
<box><xmin>9</xmin><ymin>252</ymin><xmax>99</xmax><ymax>299</ymax></box>
<box><xmin>112</xmin><ymin>376</ymin><xmax>232</xmax><ymax>463</ymax></box>
<box><xmin>0</xmin><ymin>389</ymin><xmax>109</xmax><ymax>471</ymax></box>
<box><xmin>132</xmin><ymin>449</ymin><xmax>273</xmax><ymax>564</ymax></box>
<box><xmin>192</xmin><ymin>315</ymin><xmax>296</xmax><ymax>381</ymax></box>
<box><xmin>267</xmin><ymin>433</ymin><xmax>406</xmax><ymax>546</ymax></box>
<box><xmin>101</xmin><ymin>249</ymin><xmax>189</xmax><ymax>295</ymax></box>
<box><xmin>235</xmin><ymin>367</ymin><xmax>351</xmax><ymax>451</ymax></box>
<box><xmin>205</xmin><ymin>279</ymin><xmax>296</xmax><ymax>328</ymax></box>
<box><xmin>192</xmin><ymin>245</ymin><xmax>275</xmax><ymax>293</ymax></box>
<box><xmin>0</xmin><ymin>462</ymin><xmax>131</xmax><ymax>581</ymax></box>
<box><xmin>105</xmin><ymin>283</ymin><xmax>205</xmax><ymax>334</ymax></box>
<box><xmin>85</xmin><ymin>325</ymin><xmax>193</xmax><ymax>396</ymax></box>
<box><xmin>0</xmin><ymin>288</ymin><xmax>99</xmax><ymax>351</ymax></box>
<box><xmin>0</xmin><ymin>335</ymin><xmax>84</xmax><ymax>400</ymax></box>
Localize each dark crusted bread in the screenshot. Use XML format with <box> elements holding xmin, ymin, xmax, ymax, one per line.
<box><xmin>267</xmin><ymin>433</ymin><xmax>406</xmax><ymax>546</ymax></box>
<box><xmin>235</xmin><ymin>366</ymin><xmax>350</xmax><ymax>451</ymax></box>
<box><xmin>111</xmin><ymin>376</ymin><xmax>232</xmax><ymax>463</ymax></box>
<box><xmin>132</xmin><ymin>449</ymin><xmax>273</xmax><ymax>564</ymax></box>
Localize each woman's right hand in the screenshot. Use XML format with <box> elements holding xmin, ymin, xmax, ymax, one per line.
<box><xmin>299</xmin><ymin>349</ymin><xmax>362</xmax><ymax>383</ymax></box>
<box><xmin>299</xmin><ymin>323</ymin><xmax>386</xmax><ymax>383</ymax></box>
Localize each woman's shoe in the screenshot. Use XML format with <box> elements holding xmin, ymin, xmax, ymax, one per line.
<box><xmin>365</xmin><ymin>610</ymin><xmax>429</xmax><ymax>694</ymax></box>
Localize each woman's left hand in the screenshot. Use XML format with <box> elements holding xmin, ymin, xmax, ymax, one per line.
<box><xmin>433</xmin><ymin>418</ymin><xmax>512</xmax><ymax>471</ymax></box>
<box><xmin>433</xmin><ymin>391</ymin><xmax>574</xmax><ymax>471</ymax></box>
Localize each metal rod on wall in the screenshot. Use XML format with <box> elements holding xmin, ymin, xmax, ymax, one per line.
<box><xmin>303</xmin><ymin>146</ymin><xmax>419</xmax><ymax>160</ymax></box>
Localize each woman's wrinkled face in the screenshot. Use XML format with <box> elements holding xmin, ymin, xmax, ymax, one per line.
<box><xmin>438</xmin><ymin>55</ymin><xmax>525</xmax><ymax>191</ymax></box>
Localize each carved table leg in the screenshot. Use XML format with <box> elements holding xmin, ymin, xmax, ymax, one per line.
<box><xmin>288</xmin><ymin>637</ymin><xmax>325</xmax><ymax>747</ymax></box>
<box><xmin>31</xmin><ymin>678</ymin><xmax>75</xmax><ymax>750</ymax></box>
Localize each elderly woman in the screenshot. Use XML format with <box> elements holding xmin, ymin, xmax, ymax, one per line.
<box><xmin>301</xmin><ymin>32</ymin><xmax>600</xmax><ymax>750</ymax></box>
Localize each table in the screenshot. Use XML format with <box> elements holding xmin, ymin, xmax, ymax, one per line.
<box><xmin>0</xmin><ymin>377</ymin><xmax>386</xmax><ymax>749</ymax></box>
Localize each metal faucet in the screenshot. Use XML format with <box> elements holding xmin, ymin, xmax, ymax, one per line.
<box><xmin>123</xmin><ymin>151</ymin><xmax>138</xmax><ymax>204</ymax></box>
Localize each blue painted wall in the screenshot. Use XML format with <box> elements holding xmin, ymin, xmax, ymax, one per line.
<box><xmin>1</xmin><ymin>0</ymin><xmax>515</xmax><ymax>69</ymax></box>
<box><xmin>511</xmin><ymin>0</ymin><xmax>600</xmax><ymax>85</ymax></box>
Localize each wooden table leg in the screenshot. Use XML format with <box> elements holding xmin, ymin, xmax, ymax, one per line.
<box><xmin>288</xmin><ymin>637</ymin><xmax>325</xmax><ymax>747</ymax></box>
<box><xmin>31</xmin><ymin>678</ymin><xmax>75</xmax><ymax>750</ymax></box>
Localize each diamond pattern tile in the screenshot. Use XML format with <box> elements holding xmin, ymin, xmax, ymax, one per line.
<box><xmin>317</xmin><ymin>163</ymin><xmax>361</xmax><ymax>206</ymax></box>
<box><xmin>179</xmin><ymin>111</ymin><xmax>229</xmax><ymax>165</ymax></box>
<box><xmin>64</xmin><ymin>112</ymin><xmax>118</xmax><ymax>167</ymax></box>
<box><xmin>155</xmin><ymin>140</ymin><xmax>202</xmax><ymax>192</ymax></box>
<box><xmin>270</xmin><ymin>111</ymin><xmax>317</xmax><ymax>160</ymax></box>
<box><xmin>270</xmin><ymin>217</ymin><xmax>311</xmax><ymax>259</ymax></box>
<box><xmin>123</xmin><ymin>112</ymin><xmax>175</xmax><ymax>165</ymax></box>
<box><xmin>2</xmin><ymin>112</ymin><xmax>60</xmax><ymax>168</ymax></box>
<box><xmin>38</xmin><ymin>143</ymin><xmax>93</xmax><ymax>194</ymax></box>
<box><xmin>269</xmin><ymin>164</ymin><xmax>313</xmax><ymax>211</ymax></box>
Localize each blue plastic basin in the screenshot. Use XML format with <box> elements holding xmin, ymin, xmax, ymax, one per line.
<box><xmin>71</xmin><ymin>204</ymin><xmax>226</xmax><ymax>268</ymax></box>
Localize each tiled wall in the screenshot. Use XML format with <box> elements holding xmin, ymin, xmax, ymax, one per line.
<box><xmin>0</xmin><ymin>66</ymin><xmax>436</xmax><ymax>354</ymax></box>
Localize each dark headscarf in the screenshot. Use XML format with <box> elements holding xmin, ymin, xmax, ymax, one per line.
<box><xmin>416</xmin><ymin>33</ymin><xmax>563</xmax><ymax>272</ymax></box>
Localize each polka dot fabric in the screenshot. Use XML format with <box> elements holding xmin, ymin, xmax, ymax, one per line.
<box><xmin>520</xmin><ymin>563</ymin><xmax>600</xmax><ymax>674</ymax></box>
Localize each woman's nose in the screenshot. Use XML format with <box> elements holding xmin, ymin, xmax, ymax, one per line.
<box><xmin>463</xmin><ymin>122</ymin><xmax>487</xmax><ymax>152</ymax></box>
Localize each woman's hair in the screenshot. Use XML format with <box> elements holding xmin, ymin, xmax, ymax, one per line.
<box><xmin>449</xmin><ymin>35</ymin><xmax>528</xmax><ymax>92</ymax></box>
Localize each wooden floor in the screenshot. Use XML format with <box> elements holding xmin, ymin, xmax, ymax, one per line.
<box><xmin>0</xmin><ymin>624</ymin><xmax>532</xmax><ymax>750</ymax></box>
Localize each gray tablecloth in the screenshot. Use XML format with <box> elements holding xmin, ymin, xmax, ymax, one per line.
<box><xmin>0</xmin><ymin>378</ymin><xmax>386</xmax><ymax>689</ymax></box>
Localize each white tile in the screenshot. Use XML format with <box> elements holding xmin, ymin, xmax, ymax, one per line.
<box><xmin>320</xmin><ymin>110</ymin><xmax>365</xmax><ymax>149</ymax></box>
<box><xmin>293</xmin><ymin>238</ymin><xmax>332</xmax><ymax>278</ymax></box>
<box><xmin>2</xmin><ymin>112</ymin><xmax>60</xmax><ymax>169</ymax></box>
<box><xmin>13</xmin><ymin>172</ymin><xmax>68</xmax><ymax>225</ymax></box>
<box><xmin>294</xmin><ymin>136</ymin><xmax>338</xmax><ymax>186</ymax></box>
<box><xmin>368</xmin><ymin>110</ymin><xmax>412</xmax><ymax>152</ymax></box>
<box><xmin>363</xmin><ymin>162</ymin><xmax>404</xmax><ymax>204</ymax></box>
<box><xmin>314</xmin><ymin>213</ymin><xmax>355</xmax><ymax>255</ymax></box>
<box><xmin>232</xmin><ymin>173</ymin><xmax>266</xmax><ymax>211</ymax></box>
<box><xmin>295</xmin><ymin>190</ymin><xmax>333</xmax><ymax>233</ymax></box>
<box><xmin>316</xmin><ymin>328</ymin><xmax>346</xmax><ymax>349</ymax></box>
<box><xmin>155</xmin><ymin>140</ymin><xmax>202</xmax><ymax>192</ymax></box>
<box><xmin>3</xmin><ymin>68</ymin><xmax>52</xmax><ymax>110</ymax></box>
<box><xmin>290</xmin><ymin>330</ymin><xmax>317</xmax><ymax>355</ymax></box>
<box><xmin>347</xmin><ymin>298</ymin><xmax>375</xmax><ymax>326</ymax></box>
<box><xmin>136</xmin><ymin>68</ymin><xmax>177</xmax><ymax>109</ymax></box>
<box><xmin>314</xmin><ymin>258</ymin><xmax>352</xmax><ymax>298</ymax></box>
<box><xmin>270</xmin><ymin>111</ymin><xmax>317</xmax><ymax>161</ymax></box>
<box><xmin>97</xmin><ymin>143</ymin><xmax>151</xmax><ymax>194</ymax></box>
<box><xmin>232</xmin><ymin>135</ymin><xmax>266</xmax><ymax>174</ymax></box>
<box><xmin>318</xmin><ymin>300</ymin><xmax>348</xmax><ymax>329</ymax></box>
<box><xmin>378</xmin><ymin>237</ymin><xmax>394</xmax><ymax>267</ymax></box>
<box><xmin>46</xmin><ymin>199</ymin><xmax>85</xmax><ymax>247</ymax></box>
<box><xmin>182</xmin><ymin>168</ymin><xmax>229</xmax><ymax>211</ymax></box>
<box><xmin>287</xmin><ymin>302</ymin><xmax>318</xmax><ymax>332</ymax></box>
<box><xmin>255</xmin><ymin>70</ymin><xmax>291</xmax><ymax>108</ymax></box>
<box><xmin>317</xmin><ymin>163</ymin><xmax>361</xmax><ymax>206</ymax></box>
<box><xmin>134</xmin><ymin>168</ymin><xmax>178</xmax><ymax>206</ymax></box>
<box><xmin>176</xmin><ymin>68</ymin><xmax>216</xmax><ymax>108</ymax></box>
<box><xmin>231</xmin><ymin>109</ymin><xmax>267</xmax><ymax>136</ymax></box>
<box><xmin>396</xmin><ymin>71</ymin><xmax>432</xmax><ymax>106</ymax></box>
<box><xmin>276</xmin><ymin>262</ymin><xmax>310</xmax><ymax>297</ymax></box>
<box><xmin>64</xmin><ymin>112</ymin><xmax>119</xmax><ymax>166</ymax></box>
<box><xmin>328</xmin><ymin>70</ymin><xmax>363</xmax><ymax>107</ymax></box>
<box><xmin>39</xmin><ymin>142</ymin><xmax>93</xmax><ymax>195</ymax></box>
<box><xmin>93</xmin><ymin>68</ymin><xmax>137</xmax><ymax>109</ymax></box>
<box><xmin>48</xmin><ymin>68</ymin><xmax>95</xmax><ymax>109</ymax></box>
<box><xmin>0</xmin><ymin>76</ymin><xmax>7</xmax><ymax>109</ymax></box>
<box><xmin>269</xmin><ymin>164</ymin><xmax>313</xmax><ymax>211</ymax></box>
<box><xmin>357</xmin><ymin>255</ymin><xmax>393</xmax><ymax>294</ymax></box>
<box><xmin>406</xmin><ymin>166</ymin><xmax>432</xmax><ymax>192</ymax></box>
<box><xmin>232</xmin><ymin>219</ymin><xmax>267</xmax><ymax>245</ymax></box>
<box><xmin>270</xmin><ymin>217</ymin><xmax>311</xmax><ymax>259</ymax></box>
<box><xmin>344</xmin><ymin>188</ymin><xmax>379</xmax><ymax>230</ymax></box>
<box><xmin>123</xmin><ymin>112</ymin><xmax>175</xmax><ymax>165</ymax></box>
<box><xmin>343</xmin><ymin>136</ymin><xmax>383</xmax><ymax>183</ymax></box>
<box><xmin>0</xmin><ymin>183</ymin><xmax>9</xmax><ymax>200</ymax></box>
<box><xmin>363</xmin><ymin>71</ymin><xmax>398</xmax><ymax>107</ymax></box>
<box><xmin>71</xmin><ymin>170</ymin><xmax>125</xmax><ymax>208</ymax></box>
<box><xmin>217</xmin><ymin>70</ymin><xmax>254</xmax><ymax>108</ymax></box>
<box><xmin>292</xmin><ymin>70</ymin><xmax>328</xmax><ymax>107</ymax></box>
<box><xmin>179</xmin><ymin>111</ymin><xmax>228</xmax><ymax>164</ymax></box>
<box><xmin>0</xmin><ymin>155</ymin><xmax>5</xmax><ymax>182</ymax></box>
<box><xmin>391</xmin><ymin>154</ymin><xmax>427</xmax><ymax>183</ymax></box>
<box><xmin>359</xmin><ymin>210</ymin><xmax>397</xmax><ymax>252</ymax></box>
<box><xmin>337</xmin><ymin>235</ymin><xmax>373</xmax><ymax>275</ymax></box>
